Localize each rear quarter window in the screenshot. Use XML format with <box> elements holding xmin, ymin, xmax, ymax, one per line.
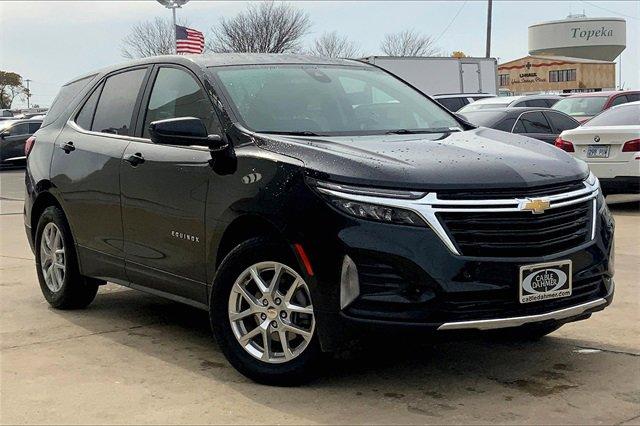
<box><xmin>41</xmin><ymin>74</ymin><xmax>97</xmax><ymax>128</ymax></box>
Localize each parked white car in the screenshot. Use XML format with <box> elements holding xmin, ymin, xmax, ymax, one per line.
<box><xmin>555</xmin><ymin>101</ymin><xmax>640</xmax><ymax>195</ymax></box>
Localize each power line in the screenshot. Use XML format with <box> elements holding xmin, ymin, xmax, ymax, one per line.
<box><xmin>579</xmin><ymin>1</ymin><xmax>639</xmax><ymax>20</ymax></box>
<box><xmin>433</xmin><ymin>0</ymin><xmax>469</xmax><ymax>45</ymax></box>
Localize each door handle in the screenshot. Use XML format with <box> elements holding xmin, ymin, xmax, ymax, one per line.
<box><xmin>60</xmin><ymin>141</ymin><xmax>75</xmax><ymax>154</ymax></box>
<box><xmin>124</xmin><ymin>152</ymin><xmax>145</xmax><ymax>167</ymax></box>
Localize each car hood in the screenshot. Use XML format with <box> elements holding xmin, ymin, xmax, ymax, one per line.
<box><xmin>255</xmin><ymin>127</ymin><xmax>589</xmax><ymax>190</ymax></box>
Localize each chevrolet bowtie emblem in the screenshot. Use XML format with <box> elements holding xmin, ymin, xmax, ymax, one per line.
<box><xmin>521</xmin><ymin>198</ymin><xmax>551</xmax><ymax>214</ymax></box>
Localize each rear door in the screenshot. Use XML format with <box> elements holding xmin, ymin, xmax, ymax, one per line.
<box><xmin>513</xmin><ymin>111</ymin><xmax>557</xmax><ymax>144</ymax></box>
<box><xmin>461</xmin><ymin>63</ymin><xmax>481</xmax><ymax>93</ymax></box>
<box><xmin>120</xmin><ymin>64</ymin><xmax>222</xmax><ymax>305</ymax></box>
<box><xmin>50</xmin><ymin>66</ymin><xmax>150</xmax><ymax>281</ymax></box>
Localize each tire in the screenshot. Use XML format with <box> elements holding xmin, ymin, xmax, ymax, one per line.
<box><xmin>34</xmin><ymin>206</ymin><xmax>99</xmax><ymax>309</ymax></box>
<box><xmin>211</xmin><ymin>237</ymin><xmax>322</xmax><ymax>386</ymax></box>
<box><xmin>488</xmin><ymin>322</ymin><xmax>563</xmax><ymax>342</ymax></box>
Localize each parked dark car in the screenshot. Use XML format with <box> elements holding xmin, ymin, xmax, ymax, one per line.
<box><xmin>24</xmin><ymin>54</ymin><xmax>614</xmax><ymax>385</ymax></box>
<box><xmin>460</xmin><ymin>107</ymin><xmax>580</xmax><ymax>144</ymax></box>
<box><xmin>433</xmin><ymin>93</ymin><xmax>495</xmax><ymax>112</ymax></box>
<box><xmin>552</xmin><ymin>90</ymin><xmax>640</xmax><ymax>123</ymax></box>
<box><xmin>0</xmin><ymin>118</ymin><xmax>42</xmax><ymax>166</ymax></box>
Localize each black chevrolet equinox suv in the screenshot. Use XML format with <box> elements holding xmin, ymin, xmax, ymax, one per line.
<box><xmin>24</xmin><ymin>54</ymin><xmax>614</xmax><ymax>385</ymax></box>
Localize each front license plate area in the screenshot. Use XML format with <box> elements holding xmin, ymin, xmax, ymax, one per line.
<box><xmin>587</xmin><ymin>145</ymin><xmax>610</xmax><ymax>158</ymax></box>
<box><xmin>519</xmin><ymin>261</ymin><xmax>572</xmax><ymax>304</ymax></box>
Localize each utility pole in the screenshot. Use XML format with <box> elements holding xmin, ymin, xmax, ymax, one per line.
<box><xmin>25</xmin><ymin>79</ymin><xmax>32</xmax><ymax>109</ymax></box>
<box><xmin>485</xmin><ymin>0</ymin><xmax>493</xmax><ymax>58</ymax></box>
<box><xmin>157</xmin><ymin>0</ymin><xmax>190</xmax><ymax>54</ymax></box>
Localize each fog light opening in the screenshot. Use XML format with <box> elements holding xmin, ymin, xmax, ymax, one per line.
<box><xmin>340</xmin><ymin>255</ymin><xmax>360</xmax><ymax>310</ymax></box>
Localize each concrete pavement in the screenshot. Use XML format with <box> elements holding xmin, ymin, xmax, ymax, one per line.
<box><xmin>1</xmin><ymin>169</ymin><xmax>639</xmax><ymax>424</ymax></box>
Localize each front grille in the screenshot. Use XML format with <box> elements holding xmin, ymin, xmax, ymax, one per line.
<box><xmin>437</xmin><ymin>180</ymin><xmax>586</xmax><ymax>200</ymax></box>
<box><xmin>439</xmin><ymin>275</ymin><xmax>605</xmax><ymax>321</ymax></box>
<box><xmin>438</xmin><ymin>201</ymin><xmax>593</xmax><ymax>257</ymax></box>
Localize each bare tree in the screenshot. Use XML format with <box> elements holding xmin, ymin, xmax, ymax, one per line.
<box><xmin>0</xmin><ymin>71</ymin><xmax>24</xmax><ymax>109</ymax></box>
<box><xmin>121</xmin><ymin>18</ymin><xmax>180</xmax><ymax>59</ymax></box>
<box><xmin>307</xmin><ymin>31</ymin><xmax>361</xmax><ymax>58</ymax></box>
<box><xmin>380</xmin><ymin>29</ymin><xmax>440</xmax><ymax>56</ymax></box>
<box><xmin>209</xmin><ymin>2</ymin><xmax>311</xmax><ymax>53</ymax></box>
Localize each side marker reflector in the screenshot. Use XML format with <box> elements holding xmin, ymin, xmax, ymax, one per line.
<box><xmin>294</xmin><ymin>243</ymin><xmax>314</xmax><ymax>277</ymax></box>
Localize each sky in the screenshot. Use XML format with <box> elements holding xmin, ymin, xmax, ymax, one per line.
<box><xmin>1</xmin><ymin>0</ymin><xmax>638</xmax><ymax>109</ymax></box>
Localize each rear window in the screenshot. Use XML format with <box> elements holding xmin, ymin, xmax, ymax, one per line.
<box><xmin>552</xmin><ymin>96</ymin><xmax>608</xmax><ymax>117</ymax></box>
<box><xmin>436</xmin><ymin>97</ymin><xmax>467</xmax><ymax>112</ymax></box>
<box><xmin>41</xmin><ymin>74</ymin><xmax>97</xmax><ymax>127</ymax></box>
<box><xmin>583</xmin><ymin>104</ymin><xmax>640</xmax><ymax>127</ymax></box>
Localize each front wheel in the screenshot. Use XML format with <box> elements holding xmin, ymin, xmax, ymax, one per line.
<box><xmin>211</xmin><ymin>238</ymin><xmax>322</xmax><ymax>386</ymax></box>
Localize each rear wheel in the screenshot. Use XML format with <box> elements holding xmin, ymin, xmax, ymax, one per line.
<box><xmin>211</xmin><ymin>238</ymin><xmax>322</xmax><ymax>386</ymax></box>
<box><xmin>35</xmin><ymin>206</ymin><xmax>99</xmax><ymax>309</ymax></box>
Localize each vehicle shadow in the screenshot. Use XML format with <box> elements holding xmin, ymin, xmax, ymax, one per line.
<box><xmin>54</xmin><ymin>287</ymin><xmax>632</xmax><ymax>423</ymax></box>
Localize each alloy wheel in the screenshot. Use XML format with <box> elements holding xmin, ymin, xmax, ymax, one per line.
<box><xmin>40</xmin><ymin>222</ymin><xmax>65</xmax><ymax>292</ymax></box>
<box><xmin>228</xmin><ymin>261</ymin><xmax>315</xmax><ymax>364</ymax></box>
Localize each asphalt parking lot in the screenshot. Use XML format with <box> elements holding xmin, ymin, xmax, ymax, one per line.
<box><xmin>1</xmin><ymin>168</ymin><xmax>639</xmax><ymax>425</ymax></box>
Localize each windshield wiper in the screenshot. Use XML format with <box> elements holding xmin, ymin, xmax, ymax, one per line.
<box><xmin>261</xmin><ymin>130</ymin><xmax>322</xmax><ymax>136</ymax></box>
<box><xmin>385</xmin><ymin>128</ymin><xmax>461</xmax><ymax>135</ymax></box>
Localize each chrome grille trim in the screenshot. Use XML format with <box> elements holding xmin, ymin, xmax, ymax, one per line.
<box><xmin>317</xmin><ymin>178</ymin><xmax>600</xmax><ymax>256</ymax></box>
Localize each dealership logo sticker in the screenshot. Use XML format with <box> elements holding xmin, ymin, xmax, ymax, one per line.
<box><xmin>520</xmin><ymin>261</ymin><xmax>572</xmax><ymax>304</ymax></box>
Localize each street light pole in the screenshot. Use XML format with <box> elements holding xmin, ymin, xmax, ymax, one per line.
<box><xmin>485</xmin><ymin>0</ymin><xmax>493</xmax><ymax>58</ymax></box>
<box><xmin>156</xmin><ymin>0</ymin><xmax>190</xmax><ymax>54</ymax></box>
<box><xmin>25</xmin><ymin>79</ymin><xmax>31</xmax><ymax>109</ymax></box>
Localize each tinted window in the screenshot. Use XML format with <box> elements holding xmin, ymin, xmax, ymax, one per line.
<box><xmin>92</xmin><ymin>68</ymin><xmax>146</xmax><ymax>136</ymax></box>
<box><xmin>545</xmin><ymin>111</ymin><xmax>579</xmax><ymax>133</ymax></box>
<box><xmin>495</xmin><ymin>117</ymin><xmax>517</xmax><ymax>132</ymax></box>
<box><xmin>75</xmin><ymin>83</ymin><xmax>103</xmax><ymax>130</ymax></box>
<box><xmin>544</xmin><ymin>99</ymin><xmax>559</xmax><ymax>107</ymax></box>
<box><xmin>627</xmin><ymin>93</ymin><xmax>639</xmax><ymax>102</ymax></box>
<box><xmin>609</xmin><ymin>95</ymin><xmax>628</xmax><ymax>107</ymax></box>
<box><xmin>41</xmin><ymin>74</ymin><xmax>97</xmax><ymax>128</ymax></box>
<box><xmin>524</xmin><ymin>99</ymin><xmax>548</xmax><ymax>108</ymax></box>
<box><xmin>214</xmin><ymin>65</ymin><xmax>459</xmax><ymax>135</ymax></box>
<box><xmin>28</xmin><ymin>122</ymin><xmax>41</xmax><ymax>133</ymax></box>
<box><xmin>10</xmin><ymin>123</ymin><xmax>30</xmax><ymax>135</ymax></box>
<box><xmin>583</xmin><ymin>103</ymin><xmax>640</xmax><ymax>127</ymax></box>
<box><xmin>437</xmin><ymin>97</ymin><xmax>466</xmax><ymax>112</ymax></box>
<box><xmin>513</xmin><ymin>112</ymin><xmax>553</xmax><ymax>134</ymax></box>
<box><xmin>143</xmin><ymin>67</ymin><xmax>220</xmax><ymax>138</ymax></box>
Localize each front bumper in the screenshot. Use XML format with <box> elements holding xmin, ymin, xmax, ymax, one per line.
<box><xmin>290</xmin><ymin>179</ymin><xmax>615</xmax><ymax>351</ymax></box>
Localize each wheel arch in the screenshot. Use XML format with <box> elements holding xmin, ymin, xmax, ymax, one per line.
<box><xmin>30</xmin><ymin>191</ymin><xmax>66</xmax><ymax>242</ymax></box>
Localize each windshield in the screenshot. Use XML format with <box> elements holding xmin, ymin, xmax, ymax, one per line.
<box><xmin>458</xmin><ymin>98</ymin><xmax>512</xmax><ymax>112</ymax></box>
<box><xmin>212</xmin><ymin>65</ymin><xmax>460</xmax><ymax>135</ymax></box>
<box><xmin>552</xmin><ymin>96</ymin><xmax>608</xmax><ymax>117</ymax></box>
<box><xmin>583</xmin><ymin>103</ymin><xmax>640</xmax><ymax>127</ymax></box>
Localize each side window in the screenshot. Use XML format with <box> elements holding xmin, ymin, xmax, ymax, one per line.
<box><xmin>545</xmin><ymin>112</ymin><xmax>579</xmax><ymax>133</ymax></box>
<box><xmin>143</xmin><ymin>67</ymin><xmax>221</xmax><ymax>138</ymax></box>
<box><xmin>92</xmin><ymin>68</ymin><xmax>147</xmax><ymax>136</ymax></box>
<box><xmin>525</xmin><ymin>99</ymin><xmax>549</xmax><ymax>108</ymax></box>
<box><xmin>437</xmin><ymin>97</ymin><xmax>466</xmax><ymax>112</ymax></box>
<box><xmin>513</xmin><ymin>112</ymin><xmax>553</xmax><ymax>134</ymax></box>
<box><xmin>545</xmin><ymin>99</ymin><xmax>559</xmax><ymax>108</ymax></box>
<box><xmin>609</xmin><ymin>95</ymin><xmax>628</xmax><ymax>107</ymax></box>
<box><xmin>10</xmin><ymin>123</ymin><xmax>30</xmax><ymax>135</ymax></box>
<box><xmin>75</xmin><ymin>83</ymin><xmax>103</xmax><ymax>130</ymax></box>
<box><xmin>627</xmin><ymin>93</ymin><xmax>639</xmax><ymax>102</ymax></box>
<box><xmin>495</xmin><ymin>117</ymin><xmax>516</xmax><ymax>132</ymax></box>
<box><xmin>28</xmin><ymin>122</ymin><xmax>42</xmax><ymax>133</ymax></box>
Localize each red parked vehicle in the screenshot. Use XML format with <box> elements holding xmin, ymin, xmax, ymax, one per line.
<box><xmin>552</xmin><ymin>90</ymin><xmax>640</xmax><ymax>123</ymax></box>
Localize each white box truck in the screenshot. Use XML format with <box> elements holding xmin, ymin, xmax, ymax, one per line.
<box><xmin>360</xmin><ymin>56</ymin><xmax>498</xmax><ymax>96</ymax></box>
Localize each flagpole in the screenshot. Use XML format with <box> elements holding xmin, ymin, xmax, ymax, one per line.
<box><xmin>172</xmin><ymin>6</ymin><xmax>177</xmax><ymax>54</ymax></box>
<box><xmin>157</xmin><ymin>0</ymin><xmax>189</xmax><ymax>55</ymax></box>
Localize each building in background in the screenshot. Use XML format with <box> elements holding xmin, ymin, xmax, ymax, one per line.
<box><xmin>499</xmin><ymin>15</ymin><xmax>625</xmax><ymax>95</ymax></box>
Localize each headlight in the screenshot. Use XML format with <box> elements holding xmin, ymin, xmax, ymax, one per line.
<box><xmin>586</xmin><ymin>171</ymin><xmax>599</xmax><ymax>188</ymax></box>
<box><xmin>329</xmin><ymin>198</ymin><xmax>425</xmax><ymax>226</ymax></box>
<box><xmin>307</xmin><ymin>178</ymin><xmax>427</xmax><ymax>226</ymax></box>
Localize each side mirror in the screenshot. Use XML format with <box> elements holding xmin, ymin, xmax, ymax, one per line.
<box><xmin>0</xmin><ymin>130</ymin><xmax>10</xmax><ymax>139</ymax></box>
<box><xmin>148</xmin><ymin>117</ymin><xmax>228</xmax><ymax>152</ymax></box>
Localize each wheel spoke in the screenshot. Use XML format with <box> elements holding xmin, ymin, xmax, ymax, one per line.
<box><xmin>269</xmin><ymin>264</ymin><xmax>283</xmax><ymax>293</ymax></box>
<box><xmin>278</xmin><ymin>330</ymin><xmax>292</xmax><ymax>360</ymax></box>
<box><xmin>286</xmin><ymin>303</ymin><xmax>313</xmax><ymax>315</ymax></box>
<box><xmin>234</xmin><ymin>283</ymin><xmax>260</xmax><ymax>308</ymax></box>
<box><xmin>239</xmin><ymin>325</ymin><xmax>262</xmax><ymax>345</ymax></box>
<box><xmin>284</xmin><ymin>278</ymin><xmax>300</xmax><ymax>304</ymax></box>
<box><xmin>284</xmin><ymin>322</ymin><xmax>312</xmax><ymax>341</ymax></box>
<box><xmin>249</xmin><ymin>267</ymin><xmax>269</xmax><ymax>294</ymax></box>
<box><xmin>261</xmin><ymin>329</ymin><xmax>271</xmax><ymax>361</ymax></box>
<box><xmin>229</xmin><ymin>308</ymin><xmax>254</xmax><ymax>322</ymax></box>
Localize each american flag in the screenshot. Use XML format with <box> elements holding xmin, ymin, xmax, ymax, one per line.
<box><xmin>176</xmin><ymin>25</ymin><xmax>205</xmax><ymax>54</ymax></box>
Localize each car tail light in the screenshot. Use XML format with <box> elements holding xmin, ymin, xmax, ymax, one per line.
<box><xmin>554</xmin><ymin>137</ymin><xmax>575</xmax><ymax>152</ymax></box>
<box><xmin>622</xmin><ymin>139</ymin><xmax>640</xmax><ymax>152</ymax></box>
<box><xmin>25</xmin><ymin>135</ymin><xmax>36</xmax><ymax>157</ymax></box>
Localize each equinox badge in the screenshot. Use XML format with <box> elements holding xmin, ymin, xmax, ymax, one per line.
<box><xmin>520</xmin><ymin>198</ymin><xmax>551</xmax><ymax>214</ymax></box>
